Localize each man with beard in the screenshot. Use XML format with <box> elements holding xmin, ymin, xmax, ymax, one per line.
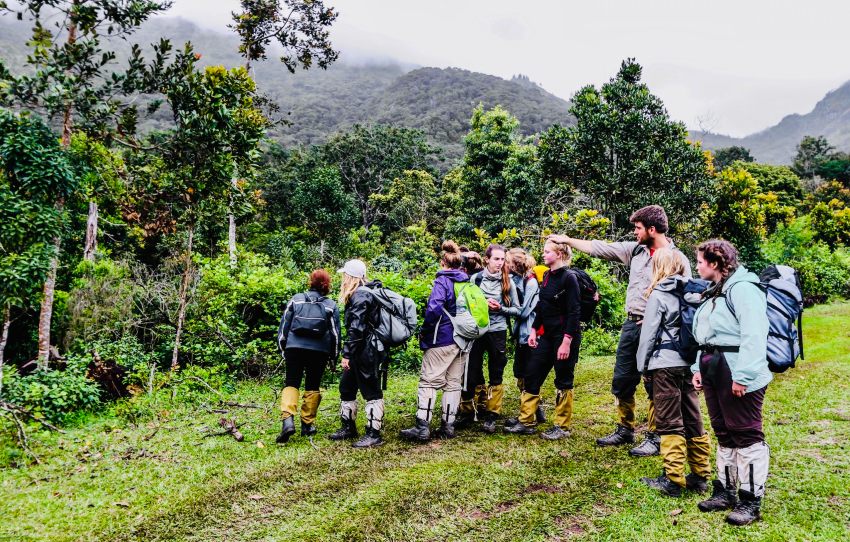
<box><xmin>549</xmin><ymin>205</ymin><xmax>691</xmax><ymax>457</ymax></box>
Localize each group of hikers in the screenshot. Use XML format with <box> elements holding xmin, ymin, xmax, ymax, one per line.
<box><xmin>274</xmin><ymin>205</ymin><xmax>796</xmax><ymax>527</ymax></box>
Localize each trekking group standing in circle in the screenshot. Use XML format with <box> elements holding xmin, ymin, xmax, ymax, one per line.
<box><xmin>274</xmin><ymin>205</ymin><xmax>805</xmax><ymax>527</ymax></box>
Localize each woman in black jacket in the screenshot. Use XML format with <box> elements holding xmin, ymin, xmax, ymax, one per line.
<box><xmin>506</xmin><ymin>239</ymin><xmax>582</xmax><ymax>440</ymax></box>
<box><xmin>327</xmin><ymin>259</ymin><xmax>388</xmax><ymax>448</ymax></box>
<box><xmin>275</xmin><ymin>269</ymin><xmax>341</xmax><ymax>443</ymax></box>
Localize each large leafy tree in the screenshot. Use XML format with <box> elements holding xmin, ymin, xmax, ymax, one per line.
<box><xmin>701</xmin><ymin>165</ymin><xmax>766</xmax><ymax>267</ymax></box>
<box><xmin>792</xmin><ymin>135</ymin><xmax>834</xmax><ymax>179</ymax></box>
<box><xmin>0</xmin><ymin>0</ymin><xmax>170</xmax><ymax>365</ymax></box>
<box><xmin>320</xmin><ymin>124</ymin><xmax>440</xmax><ymax>231</ymax></box>
<box><xmin>0</xmin><ymin>110</ymin><xmax>76</xmax><ymax>369</ymax></box>
<box><xmin>539</xmin><ymin>59</ymin><xmax>713</xmax><ymax>234</ymax></box>
<box><xmin>713</xmin><ymin>146</ymin><xmax>754</xmax><ymax>171</ymax></box>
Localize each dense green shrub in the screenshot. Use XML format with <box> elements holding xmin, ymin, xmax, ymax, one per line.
<box><xmin>2</xmin><ymin>358</ymin><xmax>101</xmax><ymax>424</ymax></box>
<box><xmin>580</xmin><ymin>326</ymin><xmax>619</xmax><ymax>356</ymax></box>
<box><xmin>579</xmin><ymin>258</ymin><xmax>627</xmax><ymax>331</ymax></box>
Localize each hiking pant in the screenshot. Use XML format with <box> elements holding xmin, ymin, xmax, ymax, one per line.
<box><xmin>513</xmin><ymin>342</ymin><xmax>532</xmax><ymax>390</ymax></box>
<box><xmin>612</xmin><ymin>319</ymin><xmax>655</xmax><ymax>431</ymax></box>
<box><xmin>339</xmin><ymin>354</ymin><xmax>384</xmax><ymax>403</ymax></box>
<box><xmin>462</xmin><ymin>330</ymin><xmax>508</xmax><ymax>416</ymax></box>
<box><xmin>416</xmin><ymin>344</ymin><xmax>466</xmax><ymax>424</ymax></box>
<box><xmin>523</xmin><ymin>334</ymin><xmax>581</xmax><ymax>396</ymax></box>
<box><xmin>283</xmin><ymin>348</ymin><xmax>327</xmax><ymax>390</ymax></box>
<box><xmin>700</xmin><ymin>352</ymin><xmax>766</xmax><ymax>449</ymax></box>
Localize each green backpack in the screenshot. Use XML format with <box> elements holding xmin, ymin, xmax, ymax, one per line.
<box><xmin>446</xmin><ymin>282</ymin><xmax>490</xmax><ymax>339</ymax></box>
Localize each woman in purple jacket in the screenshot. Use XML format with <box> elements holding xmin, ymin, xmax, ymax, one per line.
<box><xmin>399</xmin><ymin>240</ymin><xmax>470</xmax><ymax>442</ymax></box>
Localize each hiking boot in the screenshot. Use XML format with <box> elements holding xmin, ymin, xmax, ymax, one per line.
<box><xmin>535</xmin><ymin>405</ymin><xmax>546</xmax><ymax>423</ymax></box>
<box><xmin>399</xmin><ymin>417</ymin><xmax>430</xmax><ymax>443</ymax></box>
<box><xmin>434</xmin><ymin>422</ymin><xmax>456</xmax><ymax>439</ymax></box>
<box><xmin>275</xmin><ymin>416</ymin><xmax>296</xmax><ymax>444</ymax></box>
<box><xmin>596</xmin><ymin>425</ymin><xmax>634</xmax><ymax>447</ymax></box>
<box><xmin>300</xmin><ymin>422</ymin><xmax>317</xmax><ymax>438</ymax></box>
<box><xmin>504</xmin><ymin>416</ymin><xmax>520</xmax><ymax>427</ymax></box>
<box><xmin>352</xmin><ymin>428</ymin><xmax>384</xmax><ymax>449</ymax></box>
<box><xmin>686</xmin><ymin>473</ymin><xmax>709</xmax><ymax>494</ymax></box>
<box><xmin>640</xmin><ymin>472</ymin><xmax>683</xmax><ymax>498</ymax></box>
<box><xmin>629</xmin><ymin>432</ymin><xmax>660</xmax><ymax>457</ymax></box>
<box><xmin>481</xmin><ymin>415</ymin><xmax>497</xmax><ymax>434</ymax></box>
<box><xmin>454</xmin><ymin>413</ymin><xmax>475</xmax><ymax>430</ymax></box>
<box><xmin>726</xmin><ymin>490</ymin><xmax>761</xmax><ymax>526</ymax></box>
<box><xmin>328</xmin><ymin>417</ymin><xmax>358</xmax><ymax>441</ymax></box>
<box><xmin>540</xmin><ymin>426</ymin><xmax>570</xmax><ymax>441</ymax></box>
<box><xmin>504</xmin><ymin>422</ymin><xmax>536</xmax><ymax>435</ymax></box>
<box><xmin>698</xmin><ymin>480</ymin><xmax>737</xmax><ymax>512</ymax></box>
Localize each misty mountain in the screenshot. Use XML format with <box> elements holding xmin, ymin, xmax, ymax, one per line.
<box><xmin>692</xmin><ymin>80</ymin><xmax>850</xmax><ymax>164</ymax></box>
<box><xmin>0</xmin><ymin>15</ymin><xmax>573</xmax><ymax>162</ymax></box>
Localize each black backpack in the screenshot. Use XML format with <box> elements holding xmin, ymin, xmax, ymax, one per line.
<box><xmin>655</xmin><ymin>279</ymin><xmax>709</xmax><ymax>364</ymax></box>
<box><xmin>289</xmin><ymin>293</ymin><xmax>331</xmax><ymax>339</ymax></box>
<box><xmin>570</xmin><ymin>269</ymin><xmax>600</xmax><ymax>323</ymax></box>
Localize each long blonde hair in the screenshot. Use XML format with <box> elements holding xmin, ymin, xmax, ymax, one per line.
<box><xmin>339</xmin><ymin>273</ymin><xmax>366</xmax><ymax>306</ymax></box>
<box><xmin>645</xmin><ymin>248</ymin><xmax>686</xmax><ymax>298</ymax></box>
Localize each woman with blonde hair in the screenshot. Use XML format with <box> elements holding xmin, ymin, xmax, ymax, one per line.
<box><xmin>635</xmin><ymin>248</ymin><xmax>712</xmax><ymax>497</ymax></box>
<box><xmin>328</xmin><ymin>259</ymin><xmax>388</xmax><ymax>448</ymax></box>
<box><xmin>506</xmin><ymin>239</ymin><xmax>581</xmax><ymax>440</ymax></box>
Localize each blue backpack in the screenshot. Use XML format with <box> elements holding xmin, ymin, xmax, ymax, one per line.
<box><xmin>656</xmin><ymin>278</ymin><xmax>710</xmax><ymax>364</ymax></box>
<box><xmin>725</xmin><ymin>264</ymin><xmax>804</xmax><ymax>373</ymax></box>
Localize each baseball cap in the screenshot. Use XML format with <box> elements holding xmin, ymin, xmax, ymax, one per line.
<box><xmin>337</xmin><ymin>259</ymin><xmax>367</xmax><ymax>279</ymax></box>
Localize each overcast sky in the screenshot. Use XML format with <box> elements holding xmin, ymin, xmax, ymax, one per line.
<box><xmin>165</xmin><ymin>0</ymin><xmax>850</xmax><ymax>137</ymax></box>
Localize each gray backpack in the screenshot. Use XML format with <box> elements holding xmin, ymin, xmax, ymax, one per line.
<box><xmin>366</xmin><ymin>286</ymin><xmax>418</xmax><ymax>349</ymax></box>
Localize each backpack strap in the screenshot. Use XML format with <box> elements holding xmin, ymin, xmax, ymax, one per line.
<box><xmin>474</xmin><ymin>273</ymin><xmax>483</xmax><ymax>287</ymax></box>
<box><xmin>631</xmin><ymin>244</ymin><xmax>643</xmax><ymax>258</ymax></box>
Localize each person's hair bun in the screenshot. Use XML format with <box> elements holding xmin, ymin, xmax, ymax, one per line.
<box><xmin>441</xmin><ymin>240</ymin><xmax>460</xmax><ymax>254</ymax></box>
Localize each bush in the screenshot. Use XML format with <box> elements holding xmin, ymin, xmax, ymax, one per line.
<box><xmin>2</xmin><ymin>357</ymin><xmax>101</xmax><ymax>424</ymax></box>
<box><xmin>87</xmin><ymin>335</ymin><xmax>160</xmax><ymax>393</ymax></box>
<box><xmin>579</xmin><ymin>258</ymin><xmax>626</xmax><ymax>331</ymax></box>
<box><xmin>580</xmin><ymin>326</ymin><xmax>619</xmax><ymax>355</ymax></box>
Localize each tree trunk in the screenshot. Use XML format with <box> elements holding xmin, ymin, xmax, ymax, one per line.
<box><xmin>36</xmin><ymin>229</ymin><xmax>62</xmax><ymax>369</ymax></box>
<box><xmin>171</xmin><ymin>226</ymin><xmax>195</xmax><ymax>371</ymax></box>
<box><xmin>0</xmin><ymin>305</ymin><xmax>10</xmax><ymax>396</ymax></box>
<box><xmin>228</xmin><ymin>183</ymin><xmax>237</xmax><ymax>267</ymax></box>
<box><xmin>83</xmin><ymin>200</ymin><xmax>98</xmax><ymax>261</ymax></box>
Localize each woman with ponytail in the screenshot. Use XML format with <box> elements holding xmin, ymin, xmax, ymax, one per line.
<box><xmin>457</xmin><ymin>244</ymin><xmax>521</xmax><ymax>433</ymax></box>
<box><xmin>399</xmin><ymin>241</ymin><xmax>470</xmax><ymax>441</ymax></box>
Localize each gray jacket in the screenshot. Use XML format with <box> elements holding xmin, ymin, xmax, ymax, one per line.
<box><xmin>471</xmin><ymin>269</ymin><xmax>520</xmax><ymax>332</ymax></box>
<box><xmin>511</xmin><ymin>275</ymin><xmax>539</xmax><ymax>345</ymax></box>
<box><xmin>589</xmin><ymin>240</ymin><xmax>691</xmax><ymax>316</ymax></box>
<box><xmin>636</xmin><ymin>275</ymin><xmax>697</xmax><ymax>372</ymax></box>
<box><xmin>277</xmin><ymin>290</ymin><xmax>341</xmax><ymax>358</ymax></box>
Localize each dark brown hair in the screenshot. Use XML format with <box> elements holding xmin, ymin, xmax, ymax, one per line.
<box><xmin>696</xmin><ymin>239</ymin><xmax>739</xmax><ymax>280</ymax></box>
<box><xmin>441</xmin><ymin>240</ymin><xmax>462</xmax><ymax>269</ymax></box>
<box><xmin>485</xmin><ymin>244</ymin><xmax>512</xmax><ymax>305</ymax></box>
<box><xmin>309</xmin><ymin>269</ymin><xmax>332</xmax><ymax>295</ymax></box>
<box><xmin>461</xmin><ymin>251</ymin><xmax>483</xmax><ymax>275</ymax></box>
<box><xmin>630</xmin><ymin>205</ymin><xmax>669</xmax><ymax>234</ymax></box>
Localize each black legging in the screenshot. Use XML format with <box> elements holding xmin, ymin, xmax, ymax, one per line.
<box><xmin>462</xmin><ymin>329</ymin><xmax>508</xmax><ymax>398</ymax></box>
<box><xmin>523</xmin><ymin>333</ymin><xmax>581</xmax><ymax>395</ymax></box>
<box><xmin>284</xmin><ymin>347</ymin><xmax>328</xmax><ymax>390</ymax></box>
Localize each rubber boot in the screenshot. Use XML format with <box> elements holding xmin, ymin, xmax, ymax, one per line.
<box><xmin>686</xmin><ymin>433</ymin><xmax>712</xmax><ymax>493</ymax></box>
<box><xmin>353</xmin><ymin>399</ymin><xmax>384</xmax><ymax>448</ymax></box>
<box><xmin>275</xmin><ymin>386</ymin><xmax>299</xmax><ymax>443</ymax></box>
<box><xmin>541</xmin><ymin>389</ymin><xmax>573</xmax><ymax>440</ymax></box>
<box><xmin>300</xmin><ymin>390</ymin><xmax>321</xmax><ymax>437</ymax></box>
<box><xmin>328</xmin><ymin>400</ymin><xmax>358</xmax><ymax>441</ymax></box>
<box><xmin>616</xmin><ymin>395</ymin><xmax>636</xmax><ymax>431</ymax></box>
<box><xmin>482</xmin><ymin>384</ymin><xmax>504</xmax><ymax>433</ymax></box>
<box><xmin>505</xmin><ymin>391</ymin><xmax>538</xmax><ymax>435</ymax></box>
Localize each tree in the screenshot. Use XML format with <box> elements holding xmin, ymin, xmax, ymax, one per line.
<box><xmin>320</xmin><ymin>124</ymin><xmax>440</xmax><ymax>231</ymax></box>
<box><xmin>738</xmin><ymin>162</ymin><xmax>802</xmax><ymax>207</ymax></box>
<box><xmin>701</xmin><ymin>165</ymin><xmax>766</xmax><ymax>267</ymax></box>
<box><xmin>539</xmin><ymin>59</ymin><xmax>713</xmax><ymax>234</ymax></box>
<box><xmin>816</xmin><ymin>153</ymin><xmax>850</xmax><ymax>185</ymax></box>
<box><xmin>792</xmin><ymin>135</ymin><xmax>834</xmax><ymax>179</ymax></box>
<box><xmin>0</xmin><ymin>110</ymin><xmax>76</xmax><ymax>370</ymax></box>
<box><xmin>370</xmin><ymin>169</ymin><xmax>438</xmax><ymax>232</ymax></box>
<box><xmin>460</xmin><ymin>105</ymin><xmax>555</xmax><ymax>235</ymax></box>
<box><xmin>0</xmin><ymin>0</ymin><xmax>169</xmax><ymax>365</ymax></box>
<box><xmin>224</xmin><ymin>0</ymin><xmax>338</xmax><ymax>266</ymax></box>
<box><xmin>292</xmin><ymin>166</ymin><xmax>357</xmax><ymax>252</ymax></box>
<box><xmin>713</xmin><ymin>146</ymin><xmax>754</xmax><ymax>171</ymax></box>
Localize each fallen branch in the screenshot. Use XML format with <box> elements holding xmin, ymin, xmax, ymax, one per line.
<box><xmin>3</xmin><ymin>409</ymin><xmax>40</xmax><ymax>464</ymax></box>
<box><xmin>0</xmin><ymin>400</ymin><xmax>65</xmax><ymax>433</ymax></box>
<box><xmin>218</xmin><ymin>417</ymin><xmax>244</xmax><ymax>442</ymax></box>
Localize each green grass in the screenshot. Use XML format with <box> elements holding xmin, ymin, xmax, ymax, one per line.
<box><xmin>2</xmin><ymin>302</ymin><xmax>849</xmax><ymax>541</ymax></box>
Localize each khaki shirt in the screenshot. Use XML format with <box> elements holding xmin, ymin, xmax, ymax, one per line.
<box><xmin>589</xmin><ymin>240</ymin><xmax>691</xmax><ymax>316</ymax></box>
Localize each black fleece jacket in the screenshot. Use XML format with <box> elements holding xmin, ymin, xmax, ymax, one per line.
<box><xmin>532</xmin><ymin>266</ymin><xmax>581</xmax><ymax>340</ymax></box>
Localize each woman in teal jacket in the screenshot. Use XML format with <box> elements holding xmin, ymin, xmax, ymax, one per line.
<box><xmin>691</xmin><ymin>240</ymin><xmax>771</xmax><ymax>526</ymax></box>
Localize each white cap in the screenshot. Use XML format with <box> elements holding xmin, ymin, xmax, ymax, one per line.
<box><xmin>337</xmin><ymin>259</ymin><xmax>367</xmax><ymax>279</ymax></box>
